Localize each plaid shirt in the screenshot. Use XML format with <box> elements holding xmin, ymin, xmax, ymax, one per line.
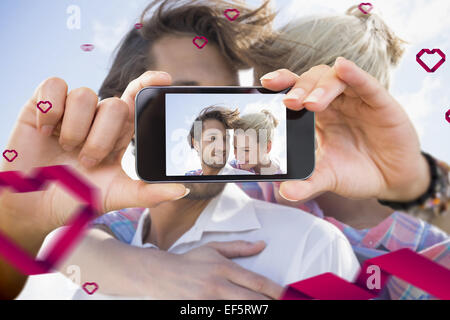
<box><xmin>185</xmin><ymin>169</ymin><xmax>203</xmax><ymax>176</ymax></box>
<box><xmin>92</xmin><ymin>181</ymin><xmax>449</xmax><ymax>300</ymax></box>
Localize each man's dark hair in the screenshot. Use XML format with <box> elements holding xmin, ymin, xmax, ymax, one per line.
<box><xmin>187</xmin><ymin>106</ymin><xmax>240</xmax><ymax>149</ymax></box>
<box><xmin>98</xmin><ymin>0</ymin><xmax>274</xmax><ymax>100</ymax></box>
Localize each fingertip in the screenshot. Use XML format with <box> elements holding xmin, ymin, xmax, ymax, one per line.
<box><xmin>260</xmin><ymin>78</ymin><xmax>277</xmax><ymax>91</ymax></box>
<box><xmin>260</xmin><ymin>71</ymin><xmax>280</xmax><ymax>82</ymax></box>
<box><xmin>282</xmin><ymin>98</ymin><xmax>304</xmax><ymax>111</ymax></box>
<box><xmin>335</xmin><ymin>56</ymin><xmax>346</xmax><ymax>66</ymax></box>
<box><xmin>279</xmin><ymin>181</ymin><xmax>299</xmax><ymax>202</ymax></box>
<box><xmin>155</xmin><ymin>71</ymin><xmax>172</xmax><ymax>83</ymax></box>
<box><xmin>302</xmin><ymin>102</ymin><xmax>327</xmax><ymax>112</ymax></box>
<box><xmin>254</xmin><ymin>240</ymin><xmax>267</xmax><ymax>248</ymax></box>
<box><xmin>172</xmin><ymin>186</ymin><xmax>190</xmax><ymax>200</ymax></box>
<box><xmin>260</xmin><ymin>71</ymin><xmax>285</xmax><ymax>91</ymax></box>
<box><xmin>283</xmin><ymin>87</ymin><xmax>307</xmax><ymax>111</ymax></box>
<box><xmin>334</xmin><ymin>57</ymin><xmax>357</xmax><ymax>80</ymax></box>
<box><xmin>139</xmin><ymin>71</ymin><xmax>172</xmax><ymax>87</ymax></box>
<box><xmin>154</xmin><ymin>183</ymin><xmax>189</xmax><ymax>200</ymax></box>
<box><xmin>335</xmin><ymin>56</ymin><xmax>353</xmax><ymax>69</ymax></box>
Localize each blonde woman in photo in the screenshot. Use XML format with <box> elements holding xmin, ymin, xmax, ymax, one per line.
<box><xmin>230</xmin><ymin>110</ymin><xmax>284</xmax><ymax>175</ymax></box>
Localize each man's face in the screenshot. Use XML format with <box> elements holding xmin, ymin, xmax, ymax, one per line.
<box><xmin>152</xmin><ymin>35</ymin><xmax>238</xmax><ymax>86</ymax></box>
<box><xmin>151</xmin><ymin>35</ymin><xmax>238</xmax><ymax>199</ymax></box>
<box><xmin>198</xmin><ymin>119</ymin><xmax>229</xmax><ymax>169</ymax></box>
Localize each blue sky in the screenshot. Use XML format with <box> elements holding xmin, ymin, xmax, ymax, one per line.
<box><xmin>1</xmin><ymin>0</ymin><xmax>449</xmax><ymax>180</ymax></box>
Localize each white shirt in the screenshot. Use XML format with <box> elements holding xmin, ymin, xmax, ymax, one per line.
<box><xmin>71</xmin><ymin>183</ymin><xmax>359</xmax><ymax>299</ymax></box>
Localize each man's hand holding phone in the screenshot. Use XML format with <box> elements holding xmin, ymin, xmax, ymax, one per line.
<box><xmin>0</xmin><ymin>71</ymin><xmax>188</xmax><ymax>237</ymax></box>
<box><xmin>0</xmin><ymin>71</ymin><xmax>286</xmax><ymax>300</ymax></box>
<box><xmin>0</xmin><ymin>72</ymin><xmax>189</xmax><ymax>297</ymax></box>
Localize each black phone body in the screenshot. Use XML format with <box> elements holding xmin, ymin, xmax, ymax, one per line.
<box><xmin>135</xmin><ymin>86</ymin><xmax>315</xmax><ymax>183</ymax></box>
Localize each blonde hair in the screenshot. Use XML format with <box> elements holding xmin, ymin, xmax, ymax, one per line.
<box><xmin>252</xmin><ymin>5</ymin><xmax>406</xmax><ymax>88</ymax></box>
<box><xmin>233</xmin><ymin>110</ymin><xmax>279</xmax><ymax>143</ymax></box>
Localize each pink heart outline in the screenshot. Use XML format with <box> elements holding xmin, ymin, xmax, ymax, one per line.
<box><xmin>192</xmin><ymin>36</ymin><xmax>208</xmax><ymax>49</ymax></box>
<box><xmin>0</xmin><ymin>165</ymin><xmax>99</xmax><ymax>275</ymax></box>
<box><xmin>80</xmin><ymin>44</ymin><xmax>95</xmax><ymax>52</ymax></box>
<box><xmin>358</xmin><ymin>2</ymin><xmax>373</xmax><ymax>14</ymax></box>
<box><xmin>445</xmin><ymin>109</ymin><xmax>450</xmax><ymax>124</ymax></box>
<box><xmin>82</xmin><ymin>282</ymin><xmax>99</xmax><ymax>295</ymax></box>
<box><xmin>416</xmin><ymin>49</ymin><xmax>446</xmax><ymax>73</ymax></box>
<box><xmin>36</xmin><ymin>101</ymin><xmax>52</xmax><ymax>114</ymax></box>
<box><xmin>2</xmin><ymin>150</ymin><xmax>18</xmax><ymax>163</ymax></box>
<box><xmin>224</xmin><ymin>8</ymin><xmax>240</xmax><ymax>21</ymax></box>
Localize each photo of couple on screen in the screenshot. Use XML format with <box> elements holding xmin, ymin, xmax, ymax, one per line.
<box><xmin>165</xmin><ymin>93</ymin><xmax>288</xmax><ymax>176</ymax></box>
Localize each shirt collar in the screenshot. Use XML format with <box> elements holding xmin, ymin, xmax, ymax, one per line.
<box><xmin>132</xmin><ymin>183</ymin><xmax>261</xmax><ymax>249</ymax></box>
<box><xmin>199</xmin><ymin>183</ymin><xmax>261</xmax><ymax>233</ymax></box>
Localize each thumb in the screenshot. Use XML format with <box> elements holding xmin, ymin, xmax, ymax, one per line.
<box><xmin>105</xmin><ymin>175</ymin><xmax>189</xmax><ymax>212</ymax></box>
<box><xmin>279</xmin><ymin>163</ymin><xmax>333</xmax><ymax>202</ymax></box>
<box><xmin>206</xmin><ymin>240</ymin><xmax>266</xmax><ymax>258</ymax></box>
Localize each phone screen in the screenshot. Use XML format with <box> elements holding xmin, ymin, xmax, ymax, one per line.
<box><xmin>135</xmin><ymin>86</ymin><xmax>315</xmax><ymax>183</ymax></box>
<box><xmin>165</xmin><ymin>93</ymin><xmax>287</xmax><ymax>177</ymax></box>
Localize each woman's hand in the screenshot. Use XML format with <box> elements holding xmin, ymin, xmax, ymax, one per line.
<box><xmin>260</xmin><ymin>57</ymin><xmax>430</xmax><ymax>203</ymax></box>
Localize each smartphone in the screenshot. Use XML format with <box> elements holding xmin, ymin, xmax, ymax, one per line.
<box><xmin>135</xmin><ymin>86</ymin><xmax>315</xmax><ymax>183</ymax></box>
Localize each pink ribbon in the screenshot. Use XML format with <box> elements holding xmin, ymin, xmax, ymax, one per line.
<box><xmin>282</xmin><ymin>248</ymin><xmax>450</xmax><ymax>300</ymax></box>
<box><xmin>0</xmin><ymin>165</ymin><xmax>99</xmax><ymax>275</ymax></box>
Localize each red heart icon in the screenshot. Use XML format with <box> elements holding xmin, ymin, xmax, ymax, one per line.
<box><xmin>446</xmin><ymin>109</ymin><xmax>450</xmax><ymax>124</ymax></box>
<box><xmin>80</xmin><ymin>44</ymin><xmax>95</xmax><ymax>52</ymax></box>
<box><xmin>135</xmin><ymin>23</ymin><xmax>143</xmax><ymax>30</ymax></box>
<box><xmin>0</xmin><ymin>165</ymin><xmax>99</xmax><ymax>275</ymax></box>
<box><xmin>224</xmin><ymin>9</ymin><xmax>240</xmax><ymax>21</ymax></box>
<box><xmin>2</xmin><ymin>150</ymin><xmax>18</xmax><ymax>163</ymax></box>
<box><xmin>416</xmin><ymin>49</ymin><xmax>446</xmax><ymax>73</ymax></box>
<box><xmin>82</xmin><ymin>282</ymin><xmax>99</xmax><ymax>295</ymax></box>
<box><xmin>192</xmin><ymin>36</ymin><xmax>208</xmax><ymax>49</ymax></box>
<box><xmin>37</xmin><ymin>100</ymin><xmax>52</xmax><ymax>113</ymax></box>
<box><xmin>358</xmin><ymin>3</ymin><xmax>373</xmax><ymax>14</ymax></box>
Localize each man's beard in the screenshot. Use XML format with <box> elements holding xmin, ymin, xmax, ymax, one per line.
<box><xmin>184</xmin><ymin>182</ymin><xmax>226</xmax><ymax>200</ymax></box>
<box><xmin>202</xmin><ymin>151</ymin><xmax>228</xmax><ymax>169</ymax></box>
<box><xmin>203</xmin><ymin>161</ymin><xmax>226</xmax><ymax>169</ymax></box>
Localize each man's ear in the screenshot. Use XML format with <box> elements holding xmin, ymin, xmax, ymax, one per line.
<box><xmin>267</xmin><ymin>141</ymin><xmax>272</xmax><ymax>153</ymax></box>
<box><xmin>193</xmin><ymin>138</ymin><xmax>200</xmax><ymax>153</ymax></box>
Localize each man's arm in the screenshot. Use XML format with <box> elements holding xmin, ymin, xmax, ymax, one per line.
<box><xmin>57</xmin><ymin>227</ymin><xmax>155</xmax><ymax>297</ymax></box>
<box><xmin>0</xmin><ymin>208</ymin><xmax>47</xmax><ymax>300</ymax></box>
<box><xmin>57</xmin><ymin>227</ymin><xmax>284</xmax><ymax>299</ymax></box>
